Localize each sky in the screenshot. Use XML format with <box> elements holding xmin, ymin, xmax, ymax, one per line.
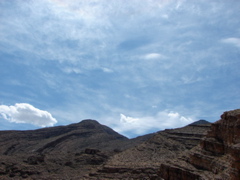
<box><xmin>0</xmin><ymin>0</ymin><xmax>239</xmax><ymax>138</ymax></box>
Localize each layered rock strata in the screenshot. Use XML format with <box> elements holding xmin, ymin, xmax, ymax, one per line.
<box><xmin>159</xmin><ymin>109</ymin><xmax>240</xmax><ymax>180</ymax></box>
<box><xmin>90</xmin><ymin>121</ymin><xmax>211</xmax><ymax>179</ymax></box>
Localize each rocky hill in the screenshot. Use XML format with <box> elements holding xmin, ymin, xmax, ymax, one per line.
<box><xmin>0</xmin><ymin>119</ymin><xmax>155</xmax><ymax>179</ymax></box>
<box><xmin>0</xmin><ymin>109</ymin><xmax>238</xmax><ymax>180</ymax></box>
<box><xmin>89</xmin><ymin>120</ymin><xmax>211</xmax><ymax>179</ymax></box>
<box><xmin>159</xmin><ymin>109</ymin><xmax>240</xmax><ymax>180</ymax></box>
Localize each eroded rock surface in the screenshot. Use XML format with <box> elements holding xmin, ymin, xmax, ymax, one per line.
<box><xmin>0</xmin><ymin>117</ymin><xmax>212</xmax><ymax>179</ymax></box>
<box><xmin>90</xmin><ymin>121</ymin><xmax>211</xmax><ymax>179</ymax></box>
<box><xmin>159</xmin><ymin>109</ymin><xmax>240</xmax><ymax>180</ymax></box>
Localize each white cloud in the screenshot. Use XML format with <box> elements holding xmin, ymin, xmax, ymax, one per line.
<box><xmin>0</xmin><ymin>103</ymin><xmax>57</xmax><ymax>127</ymax></box>
<box><xmin>113</xmin><ymin>110</ymin><xmax>194</xmax><ymax>137</ymax></box>
<box><xmin>221</xmin><ymin>37</ymin><xmax>240</xmax><ymax>48</ymax></box>
<box><xmin>120</xmin><ymin>114</ymin><xmax>139</xmax><ymax>123</ymax></box>
<box><xmin>142</xmin><ymin>53</ymin><xmax>164</xmax><ymax>60</ymax></box>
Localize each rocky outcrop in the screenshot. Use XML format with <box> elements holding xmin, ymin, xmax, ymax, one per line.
<box><xmin>159</xmin><ymin>109</ymin><xmax>240</xmax><ymax>180</ymax></box>
<box><xmin>161</xmin><ymin>122</ymin><xmax>211</xmax><ymax>149</ymax></box>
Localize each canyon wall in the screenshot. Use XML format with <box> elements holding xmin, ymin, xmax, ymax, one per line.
<box><xmin>159</xmin><ymin>109</ymin><xmax>240</xmax><ymax>180</ymax></box>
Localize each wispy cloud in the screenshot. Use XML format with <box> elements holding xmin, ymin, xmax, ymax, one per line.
<box><xmin>221</xmin><ymin>37</ymin><xmax>240</xmax><ymax>48</ymax></box>
<box><xmin>62</xmin><ymin>67</ymin><xmax>82</xmax><ymax>74</ymax></box>
<box><xmin>0</xmin><ymin>0</ymin><xmax>240</xmax><ymax>136</ymax></box>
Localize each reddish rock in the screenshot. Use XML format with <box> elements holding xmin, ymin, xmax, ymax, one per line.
<box><xmin>159</xmin><ymin>109</ymin><xmax>240</xmax><ymax>180</ymax></box>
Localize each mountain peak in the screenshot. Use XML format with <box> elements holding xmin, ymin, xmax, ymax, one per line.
<box><xmin>189</xmin><ymin>119</ymin><xmax>210</xmax><ymax>125</ymax></box>
<box><xmin>78</xmin><ymin>119</ymin><xmax>101</xmax><ymax>129</ymax></box>
<box><xmin>80</xmin><ymin>119</ymin><xmax>100</xmax><ymax>124</ymax></box>
<box><xmin>81</xmin><ymin>119</ymin><xmax>99</xmax><ymax>122</ymax></box>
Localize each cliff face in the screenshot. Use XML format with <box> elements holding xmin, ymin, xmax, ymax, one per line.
<box><xmin>159</xmin><ymin>109</ymin><xmax>240</xmax><ymax>180</ymax></box>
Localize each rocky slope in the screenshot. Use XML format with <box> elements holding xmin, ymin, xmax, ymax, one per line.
<box><xmin>89</xmin><ymin>120</ymin><xmax>211</xmax><ymax>179</ymax></box>
<box><xmin>159</xmin><ymin>109</ymin><xmax>240</xmax><ymax>180</ymax></box>
<box><xmin>0</xmin><ymin>120</ymin><xmax>143</xmax><ymax>179</ymax></box>
<box><xmin>0</xmin><ymin>117</ymin><xmax>213</xmax><ymax>179</ymax></box>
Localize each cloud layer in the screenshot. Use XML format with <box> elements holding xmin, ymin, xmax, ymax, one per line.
<box><xmin>0</xmin><ymin>0</ymin><xmax>239</xmax><ymax>137</ymax></box>
<box><xmin>0</xmin><ymin>103</ymin><xmax>57</xmax><ymax>127</ymax></box>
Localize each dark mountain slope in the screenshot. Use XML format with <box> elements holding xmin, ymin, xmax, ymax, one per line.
<box><xmin>0</xmin><ymin>119</ymin><xmax>137</xmax><ymax>179</ymax></box>
<box><xmin>0</xmin><ymin>119</ymin><xmax>128</xmax><ymax>155</ymax></box>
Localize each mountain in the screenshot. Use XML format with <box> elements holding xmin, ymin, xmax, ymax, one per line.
<box><xmin>0</xmin><ymin>119</ymin><xmax>127</xmax><ymax>154</ymax></box>
<box><xmin>0</xmin><ymin>119</ymin><xmax>156</xmax><ymax>179</ymax></box>
<box><xmin>89</xmin><ymin>120</ymin><xmax>211</xmax><ymax>179</ymax></box>
<box><xmin>189</xmin><ymin>119</ymin><xmax>210</xmax><ymax>125</ymax></box>
<box><xmin>0</xmin><ymin>112</ymin><xmax>239</xmax><ymax>180</ymax></box>
<box><xmin>0</xmin><ymin>120</ymin><xmax>128</xmax><ymax>179</ymax></box>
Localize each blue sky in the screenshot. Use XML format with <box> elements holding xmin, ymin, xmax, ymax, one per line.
<box><xmin>0</xmin><ymin>0</ymin><xmax>239</xmax><ymax>138</ymax></box>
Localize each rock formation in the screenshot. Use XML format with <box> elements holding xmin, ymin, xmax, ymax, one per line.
<box><xmin>4</xmin><ymin>111</ymin><xmax>238</xmax><ymax>180</ymax></box>
<box><xmin>159</xmin><ymin>109</ymin><xmax>240</xmax><ymax>180</ymax></box>
<box><xmin>90</xmin><ymin>121</ymin><xmax>211</xmax><ymax>179</ymax></box>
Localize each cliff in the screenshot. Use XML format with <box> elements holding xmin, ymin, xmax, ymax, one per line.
<box><xmin>159</xmin><ymin>109</ymin><xmax>240</xmax><ymax>180</ymax></box>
